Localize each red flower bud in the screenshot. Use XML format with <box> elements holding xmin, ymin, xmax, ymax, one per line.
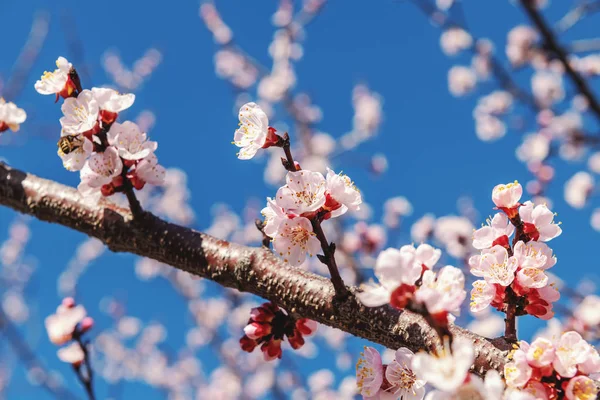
<box><xmin>390</xmin><ymin>284</ymin><xmax>416</xmax><ymax>310</ymax></box>
<box><xmin>240</xmin><ymin>335</ymin><xmax>258</xmax><ymax>352</ymax></box>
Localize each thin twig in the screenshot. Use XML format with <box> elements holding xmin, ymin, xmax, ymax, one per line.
<box><xmin>554</xmin><ymin>0</ymin><xmax>600</xmax><ymax>33</ymax></box>
<box><xmin>410</xmin><ymin>0</ymin><xmax>540</xmax><ymax>112</ymax></box>
<box><xmin>3</xmin><ymin>12</ymin><xmax>50</xmax><ymax>101</ymax></box>
<box><xmin>567</xmin><ymin>38</ymin><xmax>600</xmax><ymax>53</ymax></box>
<box><xmin>0</xmin><ymin>311</ymin><xmax>80</xmax><ymax>400</ymax></box>
<box><xmin>521</xmin><ymin>0</ymin><xmax>600</xmax><ymax>125</ymax></box>
<box><xmin>73</xmin><ymin>336</ymin><xmax>95</xmax><ymax>400</ymax></box>
<box><xmin>280</xmin><ymin>132</ymin><xmax>298</xmax><ymax>172</ymax></box>
<box><xmin>311</xmin><ymin>218</ymin><xmax>349</xmax><ymax>299</ymax></box>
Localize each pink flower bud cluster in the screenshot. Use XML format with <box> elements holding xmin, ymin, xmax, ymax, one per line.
<box><xmin>239</xmin><ymin>302</ymin><xmax>317</xmax><ymax>361</ymax></box>
<box><xmin>0</xmin><ymin>98</ymin><xmax>26</xmax><ymax>134</ymax></box>
<box><xmin>504</xmin><ymin>332</ymin><xmax>600</xmax><ymax>399</ymax></box>
<box><xmin>469</xmin><ymin>181</ymin><xmax>562</xmax><ymax>319</ymax></box>
<box><xmin>261</xmin><ymin>166</ymin><xmax>362</xmax><ymax>266</ymax></box>
<box><xmin>35</xmin><ymin>56</ymin><xmax>165</xmax><ymax>198</ymax></box>
<box><xmin>357</xmin><ymin>243</ymin><xmax>466</xmax><ymax>327</ymax></box>
<box><xmin>44</xmin><ymin>297</ymin><xmax>94</xmax><ymax>366</ymax></box>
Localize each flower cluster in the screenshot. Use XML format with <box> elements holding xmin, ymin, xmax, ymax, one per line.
<box><xmin>356</xmin><ymin>339</ymin><xmax>507</xmax><ymax>400</ymax></box>
<box><xmin>504</xmin><ymin>332</ymin><xmax>600</xmax><ymax>399</ymax></box>
<box><xmin>356</xmin><ymin>346</ymin><xmax>425</xmax><ymax>399</ymax></box>
<box><xmin>0</xmin><ymin>98</ymin><xmax>26</xmax><ymax>134</ymax></box>
<box><xmin>233</xmin><ymin>102</ymin><xmax>283</xmax><ymax>159</ymax></box>
<box><xmin>412</xmin><ymin>338</ymin><xmax>505</xmax><ymax>399</ymax></box>
<box><xmin>44</xmin><ymin>297</ymin><xmax>94</xmax><ymax>366</ymax></box>
<box><xmin>239</xmin><ymin>302</ymin><xmax>317</xmax><ymax>361</ymax></box>
<box><xmin>357</xmin><ymin>243</ymin><xmax>466</xmax><ymax>326</ymax></box>
<box><xmin>35</xmin><ymin>57</ymin><xmax>165</xmax><ymax>198</ymax></box>
<box><xmin>469</xmin><ymin>181</ymin><xmax>562</xmax><ymax>320</ymax></box>
<box><xmin>261</xmin><ymin>166</ymin><xmax>361</xmax><ymax>266</ymax></box>
<box><xmin>230</xmin><ymin>102</ymin><xmax>365</xmax><ymax>267</ymax></box>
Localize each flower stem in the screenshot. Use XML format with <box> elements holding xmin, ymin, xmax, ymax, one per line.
<box><xmin>280</xmin><ymin>133</ymin><xmax>298</xmax><ymax>172</ymax></box>
<box><xmin>255</xmin><ymin>219</ymin><xmax>271</xmax><ymax>248</ymax></box>
<box><xmin>311</xmin><ymin>218</ymin><xmax>349</xmax><ymax>300</ymax></box>
<box><xmin>120</xmin><ymin>160</ymin><xmax>143</xmax><ymax>219</ymax></box>
<box><xmin>504</xmin><ymin>302</ymin><xmax>518</xmax><ymax>342</ymax></box>
<box><xmin>407</xmin><ymin>302</ymin><xmax>453</xmax><ymax>348</ymax></box>
<box><xmin>124</xmin><ymin>185</ymin><xmax>143</xmax><ymax>218</ymax></box>
<box><xmin>73</xmin><ymin>337</ymin><xmax>96</xmax><ymax>400</ymax></box>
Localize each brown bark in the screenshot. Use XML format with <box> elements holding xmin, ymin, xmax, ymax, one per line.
<box><xmin>0</xmin><ymin>162</ymin><xmax>510</xmax><ymax>376</ymax></box>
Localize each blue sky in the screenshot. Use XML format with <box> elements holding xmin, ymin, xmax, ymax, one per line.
<box><xmin>1</xmin><ymin>0</ymin><xmax>600</xmax><ymax>398</ymax></box>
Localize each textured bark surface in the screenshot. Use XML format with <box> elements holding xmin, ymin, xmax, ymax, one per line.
<box><xmin>0</xmin><ymin>162</ymin><xmax>510</xmax><ymax>375</ymax></box>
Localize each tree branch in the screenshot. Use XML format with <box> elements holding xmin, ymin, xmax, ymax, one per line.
<box><xmin>0</xmin><ymin>162</ymin><xmax>510</xmax><ymax>376</ymax></box>
<box><xmin>521</xmin><ymin>0</ymin><xmax>600</xmax><ymax>124</ymax></box>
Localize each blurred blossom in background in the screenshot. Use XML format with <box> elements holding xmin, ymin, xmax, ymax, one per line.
<box><xmin>1</xmin><ymin>0</ymin><xmax>600</xmax><ymax>399</ymax></box>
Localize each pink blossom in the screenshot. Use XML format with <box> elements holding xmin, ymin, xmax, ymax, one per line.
<box><xmin>475</xmin><ymin>91</ymin><xmax>513</xmax><ymax>115</ymax></box>
<box><xmin>516</xmin><ymin>266</ymin><xmax>549</xmax><ymax>289</ymax></box>
<box><xmin>261</xmin><ymin>197</ymin><xmax>289</xmax><ymax>238</ymax></box>
<box><xmin>512</xmin><ymin>240</ymin><xmax>556</xmax><ymax>270</ymax></box>
<box><xmin>469</xmin><ymin>279</ymin><xmax>495</xmax><ymax>312</ymax></box>
<box><xmin>433</xmin><ymin>215</ymin><xmax>474</xmax><ymax>259</ymax></box>
<box><xmin>472</xmin><ymin>212</ymin><xmax>514</xmax><ymax>249</ymax></box>
<box><xmin>469</xmin><ymin>245</ymin><xmax>518</xmax><ymax>286</ymax></box>
<box><xmin>0</xmin><ymin>99</ymin><xmax>27</xmax><ymax>133</ymax></box>
<box><xmin>324</xmin><ymin>168</ymin><xmax>362</xmax><ymax>218</ymax></box>
<box><xmin>564</xmin><ymin>171</ymin><xmax>594</xmax><ymax>209</ymax></box>
<box><xmin>448</xmin><ymin>66</ymin><xmax>476</xmax><ymax>97</ymax></box>
<box><xmin>565</xmin><ymin>376</ymin><xmax>598</xmax><ymax>400</ymax></box>
<box><xmin>383</xmin><ymin>196</ymin><xmax>412</xmax><ymax>228</ymax></box>
<box><xmin>506</xmin><ymin>26</ymin><xmax>539</xmax><ymax>66</ymax></box>
<box><xmin>57</xmin><ymin>342</ymin><xmax>85</xmax><ymax>365</ymax></box>
<box><xmin>415</xmin><ymin>266</ymin><xmax>466</xmax><ymax>316</ymax></box>
<box><xmin>35</xmin><ymin>56</ymin><xmax>75</xmax><ymax>97</ymax></box>
<box><xmin>91</xmin><ymin>87</ymin><xmax>135</xmax><ymax>114</ymax></box>
<box><xmin>357</xmin><ymin>247</ymin><xmax>420</xmax><ymax>307</ymax></box>
<box><xmin>352</xmin><ymin>84</ymin><xmax>382</xmax><ymax>135</ymax></box>
<box><xmin>519</xmin><ymin>201</ymin><xmax>562</xmax><ymax>242</ymax></box>
<box><xmin>492</xmin><ymin>181</ymin><xmax>522</xmax><ymax>211</ymax></box>
<box><xmin>411</xmin><ymin>337</ymin><xmax>473</xmax><ymax>392</ymax></box>
<box><xmin>411</xmin><ymin>214</ymin><xmax>435</xmax><ymax>243</ymax></box>
<box><xmin>400</xmin><ymin>243</ymin><xmax>441</xmax><ymax>271</ymax></box>
<box><xmin>475</xmin><ymin>114</ymin><xmax>506</xmax><ymax>141</ymax></box>
<box><xmin>574</xmin><ymin>295</ymin><xmax>600</xmax><ymax>328</ymax></box>
<box><xmin>78</xmin><ymin>146</ymin><xmax>123</xmax><ymax>196</ymax></box>
<box><xmin>60</xmin><ymin>89</ymin><xmax>100</xmax><ymax>136</ymax></box>
<box><xmin>525</xmin><ymin>338</ymin><xmax>555</xmax><ymax>367</ymax></box>
<box><xmin>426</xmin><ymin>370</ymin><xmax>504</xmax><ymax>399</ymax></box>
<box><xmin>276</xmin><ymin>170</ymin><xmax>326</xmax><ymax>215</ymax></box>
<box><xmin>553</xmin><ymin>331</ymin><xmax>590</xmax><ymax>378</ymax></box>
<box><xmin>45</xmin><ymin>301</ymin><xmax>87</xmax><ymax>345</ymax></box>
<box><xmin>107</xmin><ymin>121</ymin><xmax>157</xmax><ymax>160</ymax></box>
<box><xmin>517</xmin><ymin>133</ymin><xmax>551</xmax><ymax>164</ymax></box>
<box><xmin>532</xmin><ymin>72</ymin><xmax>564</xmax><ymax>106</ymax></box>
<box><xmin>356</xmin><ymin>347</ymin><xmax>384</xmax><ymax>398</ymax></box>
<box><xmin>440</xmin><ymin>27</ymin><xmax>473</xmax><ymax>56</ymax></box>
<box><xmin>271</xmin><ymin>216</ymin><xmax>321</xmax><ymax>266</ymax></box>
<box><xmin>504</xmin><ymin>346</ymin><xmax>533</xmax><ymax>388</ymax></box>
<box><xmin>579</xmin><ymin>346</ymin><xmax>600</xmax><ymax>376</ymax></box>
<box><xmin>233</xmin><ymin>102</ymin><xmax>270</xmax><ymax>160</ymax></box>
<box><xmin>133</xmin><ymin>153</ymin><xmax>166</xmax><ymax>186</ymax></box>
<box><xmin>383</xmin><ymin>348</ymin><xmax>426</xmax><ymax>400</ymax></box>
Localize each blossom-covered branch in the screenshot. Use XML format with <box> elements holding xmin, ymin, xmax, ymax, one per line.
<box><xmin>0</xmin><ymin>162</ymin><xmax>510</xmax><ymax>375</ymax></box>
